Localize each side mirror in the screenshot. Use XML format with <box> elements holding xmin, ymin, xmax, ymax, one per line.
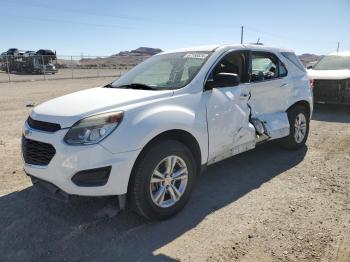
<box><xmin>205</xmin><ymin>73</ymin><xmax>240</xmax><ymax>90</ymax></box>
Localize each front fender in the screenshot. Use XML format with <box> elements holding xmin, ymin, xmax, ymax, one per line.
<box><xmin>100</xmin><ymin>100</ymin><xmax>208</xmax><ymax>165</ymax></box>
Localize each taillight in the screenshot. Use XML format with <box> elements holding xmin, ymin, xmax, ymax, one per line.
<box><xmin>309</xmin><ymin>78</ymin><xmax>314</xmax><ymax>90</ymax></box>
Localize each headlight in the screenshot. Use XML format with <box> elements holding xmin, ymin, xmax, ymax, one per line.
<box><xmin>64</xmin><ymin>111</ymin><xmax>123</xmax><ymax>145</ymax></box>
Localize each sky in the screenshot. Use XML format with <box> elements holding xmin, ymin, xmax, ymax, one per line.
<box><xmin>0</xmin><ymin>0</ymin><xmax>349</xmax><ymax>57</ymax></box>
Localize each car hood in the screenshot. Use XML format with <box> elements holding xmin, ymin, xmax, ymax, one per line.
<box><xmin>31</xmin><ymin>87</ymin><xmax>174</xmax><ymax>128</ymax></box>
<box><xmin>307</xmin><ymin>69</ymin><xmax>350</xmax><ymax>80</ymax></box>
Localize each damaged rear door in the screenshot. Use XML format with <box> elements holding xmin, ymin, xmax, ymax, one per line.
<box><xmin>204</xmin><ymin>50</ymin><xmax>256</xmax><ymax>164</ymax></box>
<box><xmin>246</xmin><ymin>51</ymin><xmax>291</xmax><ymax>139</ymax></box>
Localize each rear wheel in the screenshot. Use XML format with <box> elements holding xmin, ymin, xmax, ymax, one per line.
<box><xmin>280</xmin><ymin>105</ymin><xmax>310</xmax><ymax>149</ymax></box>
<box><xmin>129</xmin><ymin>140</ymin><xmax>196</xmax><ymax>220</ymax></box>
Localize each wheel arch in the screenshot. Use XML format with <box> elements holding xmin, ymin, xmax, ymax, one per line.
<box><xmin>136</xmin><ymin>129</ymin><xmax>201</xmax><ymax>173</ymax></box>
<box><xmin>127</xmin><ymin>129</ymin><xmax>203</xmax><ymax>196</ymax></box>
<box><xmin>287</xmin><ymin>100</ymin><xmax>311</xmax><ymax>117</ymax></box>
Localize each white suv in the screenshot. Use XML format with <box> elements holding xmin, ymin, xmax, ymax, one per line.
<box><xmin>22</xmin><ymin>44</ymin><xmax>313</xmax><ymax>220</ymax></box>
<box><xmin>307</xmin><ymin>51</ymin><xmax>350</xmax><ymax>105</ymax></box>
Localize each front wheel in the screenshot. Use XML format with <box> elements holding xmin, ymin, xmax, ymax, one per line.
<box><xmin>129</xmin><ymin>140</ymin><xmax>196</xmax><ymax>220</ymax></box>
<box><xmin>280</xmin><ymin>105</ymin><xmax>310</xmax><ymax>149</ymax></box>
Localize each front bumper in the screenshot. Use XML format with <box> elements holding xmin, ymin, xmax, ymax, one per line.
<box><xmin>29</xmin><ymin>175</ymin><xmax>70</xmax><ymax>202</ymax></box>
<box><xmin>22</xmin><ymin>122</ymin><xmax>141</xmax><ymax>196</ymax></box>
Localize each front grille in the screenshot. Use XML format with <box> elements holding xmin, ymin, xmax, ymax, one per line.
<box><xmin>27</xmin><ymin>116</ymin><xmax>61</xmax><ymax>132</ymax></box>
<box><xmin>314</xmin><ymin>79</ymin><xmax>350</xmax><ymax>104</ymax></box>
<box><xmin>314</xmin><ymin>80</ymin><xmax>341</xmax><ymax>103</ymax></box>
<box><xmin>22</xmin><ymin>137</ymin><xmax>56</xmax><ymax>166</ymax></box>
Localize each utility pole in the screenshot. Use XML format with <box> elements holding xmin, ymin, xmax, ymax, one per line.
<box><xmin>337</xmin><ymin>42</ymin><xmax>340</xmax><ymax>52</ymax></box>
<box><xmin>241</xmin><ymin>26</ymin><xmax>244</xmax><ymax>44</ymax></box>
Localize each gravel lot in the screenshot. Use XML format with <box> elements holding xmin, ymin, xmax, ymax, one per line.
<box><xmin>0</xmin><ymin>78</ymin><xmax>349</xmax><ymax>261</ymax></box>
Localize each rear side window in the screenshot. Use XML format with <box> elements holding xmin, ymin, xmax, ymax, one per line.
<box><xmin>279</xmin><ymin>63</ymin><xmax>288</xmax><ymax>77</ymax></box>
<box><xmin>252</xmin><ymin>53</ymin><xmax>276</xmax><ymax>82</ymax></box>
<box><xmin>251</xmin><ymin>52</ymin><xmax>279</xmax><ymax>82</ymax></box>
<box><xmin>251</xmin><ymin>52</ymin><xmax>288</xmax><ymax>82</ymax></box>
<box><xmin>281</xmin><ymin>52</ymin><xmax>306</xmax><ymax>72</ymax></box>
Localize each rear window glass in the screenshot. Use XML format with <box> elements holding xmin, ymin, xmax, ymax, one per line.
<box><xmin>281</xmin><ymin>52</ymin><xmax>306</xmax><ymax>72</ymax></box>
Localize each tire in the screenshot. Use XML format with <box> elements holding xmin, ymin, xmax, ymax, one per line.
<box><xmin>129</xmin><ymin>140</ymin><xmax>196</xmax><ymax>220</ymax></box>
<box><xmin>280</xmin><ymin>105</ymin><xmax>310</xmax><ymax>149</ymax></box>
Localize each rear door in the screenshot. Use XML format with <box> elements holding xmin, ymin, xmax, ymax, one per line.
<box><xmin>245</xmin><ymin>51</ymin><xmax>291</xmax><ymax>138</ymax></box>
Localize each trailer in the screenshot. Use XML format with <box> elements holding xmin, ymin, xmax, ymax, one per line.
<box><xmin>1</xmin><ymin>49</ymin><xmax>58</xmax><ymax>74</ymax></box>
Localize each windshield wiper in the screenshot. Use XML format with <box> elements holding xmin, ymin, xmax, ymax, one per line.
<box><xmin>104</xmin><ymin>83</ymin><xmax>114</xmax><ymax>88</ymax></box>
<box><xmin>115</xmin><ymin>83</ymin><xmax>157</xmax><ymax>90</ymax></box>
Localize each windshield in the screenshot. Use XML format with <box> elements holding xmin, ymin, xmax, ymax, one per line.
<box><xmin>313</xmin><ymin>55</ymin><xmax>350</xmax><ymax>70</ymax></box>
<box><xmin>111</xmin><ymin>51</ymin><xmax>212</xmax><ymax>90</ymax></box>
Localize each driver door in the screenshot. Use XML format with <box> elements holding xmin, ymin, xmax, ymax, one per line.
<box><xmin>204</xmin><ymin>50</ymin><xmax>256</xmax><ymax>164</ymax></box>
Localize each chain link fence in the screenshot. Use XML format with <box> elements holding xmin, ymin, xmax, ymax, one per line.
<box><xmin>0</xmin><ymin>54</ymin><xmax>144</xmax><ymax>83</ymax></box>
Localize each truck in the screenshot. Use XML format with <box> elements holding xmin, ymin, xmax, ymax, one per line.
<box><xmin>1</xmin><ymin>49</ymin><xmax>57</xmax><ymax>74</ymax></box>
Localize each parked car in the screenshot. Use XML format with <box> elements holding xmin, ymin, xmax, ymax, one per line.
<box><xmin>23</xmin><ymin>51</ymin><xmax>36</xmax><ymax>57</ymax></box>
<box><xmin>22</xmin><ymin>44</ymin><xmax>313</xmax><ymax>220</ymax></box>
<box><xmin>4</xmin><ymin>53</ymin><xmax>57</xmax><ymax>74</ymax></box>
<box><xmin>35</xmin><ymin>49</ymin><xmax>56</xmax><ymax>56</ymax></box>
<box><xmin>0</xmin><ymin>51</ymin><xmax>6</xmax><ymax>60</ymax></box>
<box><xmin>308</xmin><ymin>51</ymin><xmax>350</xmax><ymax>105</ymax></box>
<box><xmin>6</xmin><ymin>48</ymin><xmax>19</xmax><ymax>56</ymax></box>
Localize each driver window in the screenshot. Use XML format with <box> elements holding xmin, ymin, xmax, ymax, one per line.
<box><xmin>251</xmin><ymin>52</ymin><xmax>278</xmax><ymax>82</ymax></box>
<box><xmin>209</xmin><ymin>51</ymin><xmax>249</xmax><ymax>83</ymax></box>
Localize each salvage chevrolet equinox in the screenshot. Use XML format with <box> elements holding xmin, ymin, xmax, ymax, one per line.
<box><xmin>22</xmin><ymin>44</ymin><xmax>313</xmax><ymax>220</ymax></box>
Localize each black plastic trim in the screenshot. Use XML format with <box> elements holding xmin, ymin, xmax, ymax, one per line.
<box><xmin>22</xmin><ymin>136</ymin><xmax>56</xmax><ymax>166</ymax></box>
<box><xmin>28</xmin><ymin>174</ymin><xmax>70</xmax><ymax>202</ymax></box>
<box><xmin>71</xmin><ymin>166</ymin><xmax>112</xmax><ymax>187</ymax></box>
<box><xmin>27</xmin><ymin>116</ymin><xmax>61</xmax><ymax>133</ymax></box>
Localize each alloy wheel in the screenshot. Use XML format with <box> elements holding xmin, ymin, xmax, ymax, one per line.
<box><xmin>150</xmin><ymin>156</ymin><xmax>188</xmax><ymax>208</ymax></box>
<box><xmin>294</xmin><ymin>113</ymin><xmax>307</xmax><ymax>143</ymax></box>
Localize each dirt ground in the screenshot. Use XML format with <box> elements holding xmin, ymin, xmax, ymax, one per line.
<box><xmin>0</xmin><ymin>78</ymin><xmax>349</xmax><ymax>262</ymax></box>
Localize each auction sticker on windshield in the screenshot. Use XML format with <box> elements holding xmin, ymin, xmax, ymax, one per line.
<box><xmin>184</xmin><ymin>53</ymin><xmax>208</xmax><ymax>59</ymax></box>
